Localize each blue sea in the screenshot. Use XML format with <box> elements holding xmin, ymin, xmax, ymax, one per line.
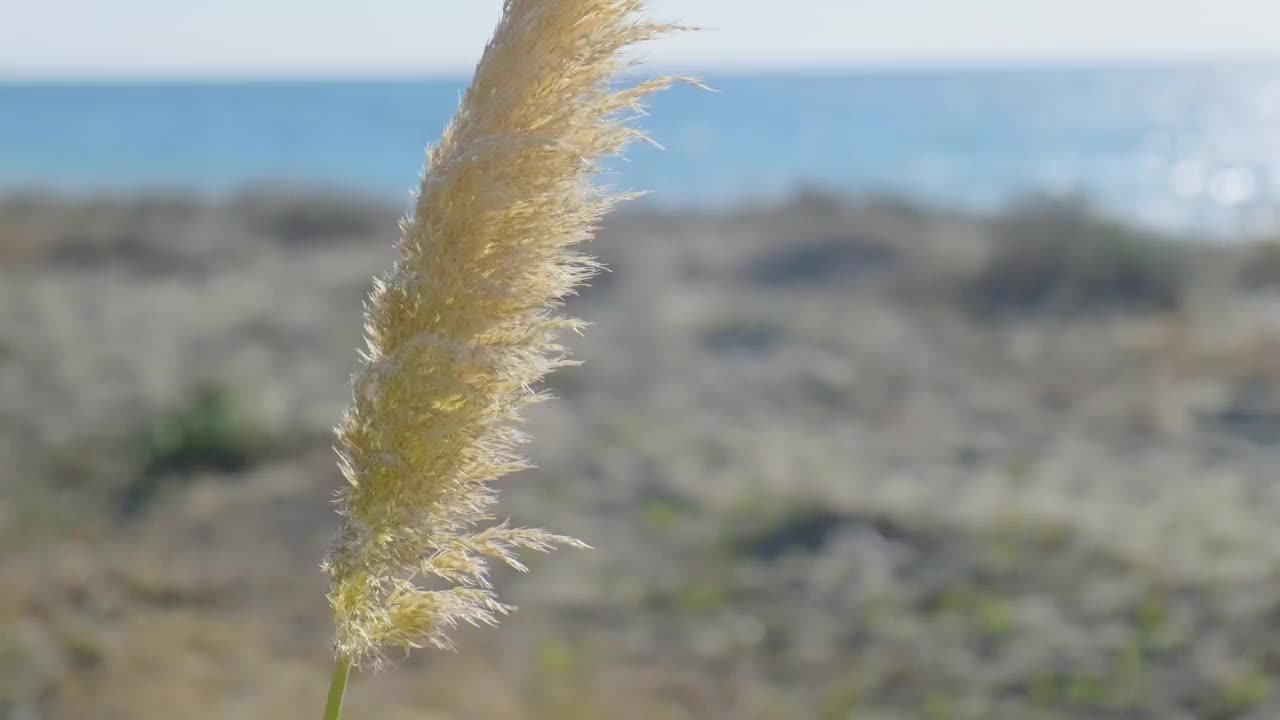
<box><xmin>4</xmin><ymin>64</ymin><xmax>1280</xmax><ymax>235</ymax></box>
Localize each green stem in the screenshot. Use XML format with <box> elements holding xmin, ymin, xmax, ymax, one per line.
<box><xmin>321</xmin><ymin>655</ymin><xmax>353</xmax><ymax>720</ymax></box>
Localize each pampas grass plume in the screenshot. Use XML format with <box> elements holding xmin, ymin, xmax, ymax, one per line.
<box><xmin>321</xmin><ymin>0</ymin><xmax>687</xmax><ymax>667</ymax></box>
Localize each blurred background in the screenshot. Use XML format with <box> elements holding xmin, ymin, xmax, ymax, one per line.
<box><xmin>5</xmin><ymin>2</ymin><xmax>1280</xmax><ymax>718</ymax></box>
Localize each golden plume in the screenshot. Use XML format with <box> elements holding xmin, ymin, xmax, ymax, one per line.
<box><xmin>322</xmin><ymin>0</ymin><xmax>685</xmax><ymax>665</ymax></box>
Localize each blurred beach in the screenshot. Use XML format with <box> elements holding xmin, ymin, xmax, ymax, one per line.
<box><xmin>7</xmin><ymin>63</ymin><xmax>1280</xmax><ymax>719</ymax></box>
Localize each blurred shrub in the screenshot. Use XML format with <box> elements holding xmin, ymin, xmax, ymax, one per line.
<box><xmin>0</xmin><ymin>194</ymin><xmax>199</xmax><ymax>269</ymax></box>
<box><xmin>700</xmin><ymin>315</ymin><xmax>785</xmax><ymax>354</ymax></box>
<box><xmin>745</xmin><ymin>236</ymin><xmax>895</xmax><ymax>288</ymax></box>
<box><xmin>230</xmin><ymin>190</ymin><xmax>393</xmax><ymax>244</ymax></box>
<box><xmin>122</xmin><ymin>384</ymin><xmax>262</xmax><ymax>512</ymax></box>
<box><xmin>967</xmin><ymin>197</ymin><xmax>1191</xmax><ymax>314</ymax></box>
<box><xmin>1235</xmin><ymin>239</ymin><xmax>1280</xmax><ymax>290</ymax></box>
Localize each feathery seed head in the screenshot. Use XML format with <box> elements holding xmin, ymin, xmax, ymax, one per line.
<box><xmin>323</xmin><ymin>0</ymin><xmax>683</xmax><ymax>665</ymax></box>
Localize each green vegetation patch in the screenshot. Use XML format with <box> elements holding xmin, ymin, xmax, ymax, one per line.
<box><xmin>122</xmin><ymin>383</ymin><xmax>265</xmax><ymax>512</ymax></box>
<box><xmin>968</xmin><ymin>196</ymin><xmax>1192</xmax><ymax>315</ymax></box>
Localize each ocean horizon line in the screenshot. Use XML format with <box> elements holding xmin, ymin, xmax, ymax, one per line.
<box><xmin>3</xmin><ymin>51</ymin><xmax>1280</xmax><ymax>86</ymax></box>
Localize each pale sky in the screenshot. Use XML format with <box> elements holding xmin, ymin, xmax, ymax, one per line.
<box><xmin>3</xmin><ymin>0</ymin><xmax>1279</xmax><ymax>78</ymax></box>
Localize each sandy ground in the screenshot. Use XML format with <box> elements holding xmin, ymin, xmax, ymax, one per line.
<box><xmin>4</xmin><ymin>189</ymin><xmax>1280</xmax><ymax>719</ymax></box>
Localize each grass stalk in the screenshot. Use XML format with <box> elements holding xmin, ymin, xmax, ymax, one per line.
<box><xmin>321</xmin><ymin>655</ymin><xmax>352</xmax><ymax>720</ymax></box>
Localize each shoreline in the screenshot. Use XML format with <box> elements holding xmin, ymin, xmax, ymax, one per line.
<box><xmin>0</xmin><ymin>184</ymin><xmax>1271</xmax><ymax>243</ymax></box>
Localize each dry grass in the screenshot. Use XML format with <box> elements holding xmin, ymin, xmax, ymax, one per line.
<box><xmin>325</xmin><ymin>0</ymin><xmax>682</xmax><ymax>664</ymax></box>
<box><xmin>4</xmin><ymin>191</ymin><xmax>1280</xmax><ymax>718</ymax></box>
